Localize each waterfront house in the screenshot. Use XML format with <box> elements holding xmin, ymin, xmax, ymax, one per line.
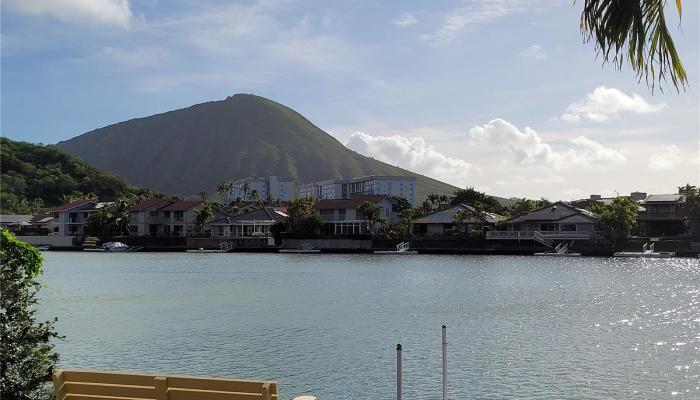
<box><xmin>487</xmin><ymin>201</ymin><xmax>600</xmax><ymax>243</ymax></box>
<box><xmin>316</xmin><ymin>195</ymin><xmax>398</xmax><ymax>236</ymax></box>
<box><xmin>50</xmin><ymin>199</ymin><xmax>113</xmax><ymax>236</ymax></box>
<box><xmin>300</xmin><ymin>175</ymin><xmax>416</xmax><ymax>205</ymax></box>
<box><xmin>207</xmin><ymin>207</ymin><xmax>288</xmax><ymax>237</ymax></box>
<box><xmin>0</xmin><ymin>215</ymin><xmax>34</xmax><ymax>233</ymax></box>
<box><xmin>128</xmin><ymin>198</ymin><xmax>175</xmax><ymax>236</ymax></box>
<box><xmin>638</xmin><ymin>194</ymin><xmax>686</xmax><ymax>236</ymax></box>
<box><xmin>412</xmin><ymin>204</ymin><xmax>505</xmax><ymax>236</ymax></box>
<box><xmin>158</xmin><ymin>200</ymin><xmax>202</xmax><ymax>237</ymax></box>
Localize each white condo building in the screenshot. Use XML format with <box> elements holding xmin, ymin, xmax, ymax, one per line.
<box><xmin>299</xmin><ymin>175</ymin><xmax>416</xmax><ymax>205</ymax></box>
<box><xmin>227</xmin><ymin>176</ymin><xmax>296</xmax><ymax>204</ymax></box>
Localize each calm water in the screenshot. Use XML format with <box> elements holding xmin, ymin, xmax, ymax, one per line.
<box><xmin>38</xmin><ymin>253</ymin><xmax>699</xmax><ymax>399</ymax></box>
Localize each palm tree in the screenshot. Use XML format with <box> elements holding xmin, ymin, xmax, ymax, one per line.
<box><xmin>678</xmin><ymin>183</ymin><xmax>698</xmax><ymax>196</ymax></box>
<box><xmin>198</xmin><ymin>190</ymin><xmax>208</xmax><ymax>202</ymax></box>
<box><xmin>580</xmin><ymin>0</ymin><xmax>686</xmax><ymax>92</ymax></box>
<box><xmin>439</xmin><ymin>194</ymin><xmax>449</xmax><ymax>205</ymax></box>
<box><xmin>427</xmin><ymin>194</ymin><xmax>439</xmax><ymax>207</ymax></box>
<box><xmin>242</xmin><ymin>182</ymin><xmax>251</xmax><ymax>202</ymax></box>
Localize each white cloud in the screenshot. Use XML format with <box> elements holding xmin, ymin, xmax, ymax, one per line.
<box><xmin>344</xmin><ymin>131</ymin><xmax>478</xmax><ymax>185</ymax></box>
<box><xmin>649</xmin><ymin>145</ymin><xmax>683</xmax><ymax>170</ymax></box>
<box><xmin>4</xmin><ymin>0</ymin><xmax>133</xmax><ymax>27</ymax></box>
<box><xmin>421</xmin><ymin>0</ymin><xmax>558</xmax><ymax>44</ymax></box>
<box><xmin>393</xmin><ymin>13</ymin><xmax>418</xmax><ymax>27</ymax></box>
<box><xmin>519</xmin><ymin>44</ymin><xmax>546</xmax><ymax>60</ymax></box>
<box><xmin>469</xmin><ymin>118</ymin><xmax>626</xmax><ymax>169</ymax></box>
<box><xmin>563</xmin><ymin>86</ymin><xmax>666</xmax><ymax>122</ymax></box>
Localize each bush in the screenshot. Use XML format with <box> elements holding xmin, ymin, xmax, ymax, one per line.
<box><xmin>1</xmin><ymin>230</ymin><xmax>60</xmax><ymax>400</ymax></box>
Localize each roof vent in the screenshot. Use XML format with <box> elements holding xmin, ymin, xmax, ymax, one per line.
<box><xmin>551</xmin><ymin>205</ymin><xmax>557</xmax><ymax>212</ymax></box>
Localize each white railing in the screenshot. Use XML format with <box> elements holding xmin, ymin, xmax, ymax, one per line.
<box><xmin>486</xmin><ymin>231</ymin><xmax>601</xmax><ymax>240</ymax></box>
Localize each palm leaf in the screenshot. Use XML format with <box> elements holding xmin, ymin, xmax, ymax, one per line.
<box><xmin>580</xmin><ymin>0</ymin><xmax>687</xmax><ymax>93</ymax></box>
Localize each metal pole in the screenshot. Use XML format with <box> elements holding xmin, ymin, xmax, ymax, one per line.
<box><xmin>396</xmin><ymin>344</ymin><xmax>402</xmax><ymax>400</ymax></box>
<box><xmin>442</xmin><ymin>325</ymin><xmax>447</xmax><ymax>400</ymax></box>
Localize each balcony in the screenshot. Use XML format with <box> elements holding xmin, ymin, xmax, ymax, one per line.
<box><xmin>639</xmin><ymin>212</ymin><xmax>683</xmax><ymax>221</ymax></box>
<box><xmin>486</xmin><ymin>230</ymin><xmax>601</xmax><ymax>240</ymax></box>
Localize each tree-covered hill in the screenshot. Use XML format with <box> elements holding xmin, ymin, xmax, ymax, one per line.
<box><xmin>0</xmin><ymin>137</ymin><xmax>150</xmax><ymax>213</ymax></box>
<box><xmin>56</xmin><ymin>94</ymin><xmax>461</xmax><ymax>201</ymax></box>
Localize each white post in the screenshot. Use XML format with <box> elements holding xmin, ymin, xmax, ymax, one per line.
<box><xmin>442</xmin><ymin>325</ymin><xmax>447</xmax><ymax>400</ymax></box>
<box><xmin>396</xmin><ymin>343</ymin><xmax>402</xmax><ymax>400</ymax></box>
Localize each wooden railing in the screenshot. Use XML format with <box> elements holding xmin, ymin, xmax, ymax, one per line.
<box><xmin>53</xmin><ymin>369</ymin><xmax>279</xmax><ymax>400</ymax></box>
<box><xmin>486</xmin><ymin>231</ymin><xmax>601</xmax><ymax>240</ymax></box>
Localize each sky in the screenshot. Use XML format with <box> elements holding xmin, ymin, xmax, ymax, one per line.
<box><xmin>2</xmin><ymin>0</ymin><xmax>699</xmax><ymax>201</ymax></box>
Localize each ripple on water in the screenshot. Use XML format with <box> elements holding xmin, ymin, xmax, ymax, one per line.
<box><xmin>38</xmin><ymin>253</ymin><xmax>700</xmax><ymax>399</ymax></box>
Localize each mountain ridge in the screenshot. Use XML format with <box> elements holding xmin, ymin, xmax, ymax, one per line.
<box><xmin>55</xmin><ymin>94</ymin><xmax>461</xmax><ymax>201</ymax></box>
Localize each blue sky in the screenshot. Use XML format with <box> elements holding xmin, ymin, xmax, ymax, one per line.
<box><xmin>2</xmin><ymin>0</ymin><xmax>698</xmax><ymax>200</ymax></box>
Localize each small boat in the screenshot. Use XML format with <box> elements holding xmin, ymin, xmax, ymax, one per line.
<box><xmin>374</xmin><ymin>242</ymin><xmax>418</xmax><ymax>255</ymax></box>
<box><xmin>103</xmin><ymin>241</ymin><xmax>130</xmax><ymax>252</ymax></box>
<box><xmin>186</xmin><ymin>247</ymin><xmax>224</xmax><ymax>253</ymax></box>
<box><xmin>534</xmin><ymin>243</ymin><xmax>581</xmax><ymax>257</ymax></box>
<box><xmin>279</xmin><ymin>243</ymin><xmax>321</xmax><ymax>253</ymax></box>
<box><xmin>614</xmin><ymin>243</ymin><xmax>675</xmax><ymax>258</ymax></box>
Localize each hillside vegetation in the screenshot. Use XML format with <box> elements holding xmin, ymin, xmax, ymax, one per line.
<box><xmin>0</xmin><ymin>138</ymin><xmax>149</xmax><ymax>213</ymax></box>
<box><xmin>56</xmin><ymin>94</ymin><xmax>460</xmax><ymax>201</ymax></box>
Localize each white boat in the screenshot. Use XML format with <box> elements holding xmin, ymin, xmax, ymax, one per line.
<box><xmin>614</xmin><ymin>243</ymin><xmax>675</xmax><ymax>258</ymax></box>
<box><xmin>186</xmin><ymin>247</ymin><xmax>224</xmax><ymax>253</ymax></box>
<box><xmin>374</xmin><ymin>242</ymin><xmax>418</xmax><ymax>255</ymax></box>
<box><xmin>34</xmin><ymin>245</ymin><xmax>50</xmax><ymax>251</ymax></box>
<box><xmin>103</xmin><ymin>242</ymin><xmax>130</xmax><ymax>252</ymax></box>
<box><xmin>279</xmin><ymin>243</ymin><xmax>321</xmax><ymax>253</ymax></box>
<box><xmin>534</xmin><ymin>243</ymin><xmax>581</xmax><ymax>257</ymax></box>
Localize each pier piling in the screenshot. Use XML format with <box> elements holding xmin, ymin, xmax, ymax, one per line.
<box><xmin>442</xmin><ymin>325</ymin><xmax>447</xmax><ymax>400</ymax></box>
<box><xmin>396</xmin><ymin>343</ymin><xmax>402</xmax><ymax>400</ymax></box>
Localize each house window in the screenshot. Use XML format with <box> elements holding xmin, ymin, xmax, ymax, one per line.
<box><xmin>84</xmin><ymin>212</ymin><xmax>89</xmax><ymax>219</ymax></box>
<box><xmin>539</xmin><ymin>223</ymin><xmax>557</xmax><ymax>231</ymax></box>
<box><xmin>218</xmin><ymin>226</ymin><xmax>224</xmax><ymax>236</ymax></box>
<box><xmin>339</xmin><ymin>209</ymin><xmax>346</xmax><ymax>220</ymax></box>
<box><xmin>164</xmin><ymin>211</ymin><xmax>171</xmax><ymax>218</ymax></box>
<box><xmin>149</xmin><ymin>211</ymin><xmax>158</xmax><ymax>217</ymax></box>
<box><xmin>53</xmin><ymin>226</ymin><xmax>59</xmax><ymax>233</ymax></box>
<box><xmin>560</xmin><ymin>224</ymin><xmax>577</xmax><ymax>231</ymax></box>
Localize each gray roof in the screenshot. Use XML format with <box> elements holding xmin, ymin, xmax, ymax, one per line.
<box><xmin>644</xmin><ymin>194</ymin><xmax>684</xmax><ymax>203</ymax></box>
<box><xmin>0</xmin><ymin>215</ymin><xmax>33</xmax><ymax>225</ymax></box>
<box><xmin>413</xmin><ymin>204</ymin><xmax>505</xmax><ymax>225</ymax></box>
<box><xmin>507</xmin><ymin>202</ymin><xmax>597</xmax><ymax>223</ymax></box>
<box><xmin>208</xmin><ymin>207</ymin><xmax>288</xmax><ymax>225</ymax></box>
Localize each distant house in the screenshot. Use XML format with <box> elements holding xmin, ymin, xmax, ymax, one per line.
<box><xmin>316</xmin><ymin>195</ymin><xmax>398</xmax><ymax>236</ymax></box>
<box><xmin>487</xmin><ymin>201</ymin><xmax>600</xmax><ymax>242</ymax></box>
<box><xmin>207</xmin><ymin>207</ymin><xmax>288</xmax><ymax>238</ymax></box>
<box><xmin>50</xmin><ymin>199</ymin><xmax>113</xmax><ymax>236</ymax></box>
<box><xmin>412</xmin><ymin>204</ymin><xmax>505</xmax><ymax>236</ymax></box>
<box><xmin>128</xmin><ymin>198</ymin><xmax>176</xmax><ymax>236</ymax></box>
<box><xmin>638</xmin><ymin>194</ymin><xmax>686</xmax><ymax>236</ymax></box>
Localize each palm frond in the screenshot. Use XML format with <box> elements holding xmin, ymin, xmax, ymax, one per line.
<box><xmin>580</xmin><ymin>0</ymin><xmax>687</xmax><ymax>93</ymax></box>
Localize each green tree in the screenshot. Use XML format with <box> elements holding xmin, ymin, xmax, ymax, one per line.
<box><xmin>679</xmin><ymin>183</ymin><xmax>700</xmax><ymax>237</ymax></box>
<box><xmin>287</xmin><ymin>197</ymin><xmax>317</xmax><ymax>233</ymax></box>
<box><xmin>194</xmin><ymin>203</ymin><xmax>214</xmax><ymax>233</ymax></box>
<box><xmin>595</xmin><ymin>196</ymin><xmax>639</xmax><ymax>245</ymax></box>
<box><xmin>1</xmin><ymin>230</ymin><xmax>60</xmax><ymax>400</ymax></box>
<box><xmin>450</xmin><ymin>187</ymin><xmax>502</xmax><ymax>213</ymax></box>
<box><xmin>510</xmin><ymin>198</ymin><xmax>537</xmax><ymax>214</ymax></box>
<box><xmin>357</xmin><ymin>201</ymin><xmax>384</xmax><ymax>235</ymax></box>
<box><xmin>580</xmin><ymin>0</ymin><xmax>686</xmax><ymax>92</ymax></box>
<box><xmin>392</xmin><ymin>197</ymin><xmax>412</xmax><ymax>213</ymax></box>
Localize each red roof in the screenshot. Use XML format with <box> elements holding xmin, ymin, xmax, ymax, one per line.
<box><xmin>49</xmin><ymin>199</ymin><xmax>94</xmax><ymax>212</ymax></box>
<box><xmin>159</xmin><ymin>200</ymin><xmax>202</xmax><ymax>211</ymax></box>
<box><xmin>316</xmin><ymin>195</ymin><xmax>388</xmax><ymax>210</ymax></box>
<box><xmin>130</xmin><ymin>198</ymin><xmax>174</xmax><ymax>211</ymax></box>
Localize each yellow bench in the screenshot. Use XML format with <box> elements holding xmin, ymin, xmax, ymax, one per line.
<box><xmin>53</xmin><ymin>369</ymin><xmax>278</xmax><ymax>400</ymax></box>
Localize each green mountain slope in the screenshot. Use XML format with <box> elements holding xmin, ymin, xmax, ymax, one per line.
<box><xmin>55</xmin><ymin>94</ymin><xmax>458</xmax><ymax>200</ymax></box>
<box><xmin>0</xmin><ymin>137</ymin><xmax>146</xmax><ymax>213</ymax></box>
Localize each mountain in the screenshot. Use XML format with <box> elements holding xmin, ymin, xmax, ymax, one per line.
<box><xmin>0</xmin><ymin>137</ymin><xmax>148</xmax><ymax>213</ymax></box>
<box><xmin>56</xmin><ymin>94</ymin><xmax>458</xmax><ymax>200</ymax></box>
